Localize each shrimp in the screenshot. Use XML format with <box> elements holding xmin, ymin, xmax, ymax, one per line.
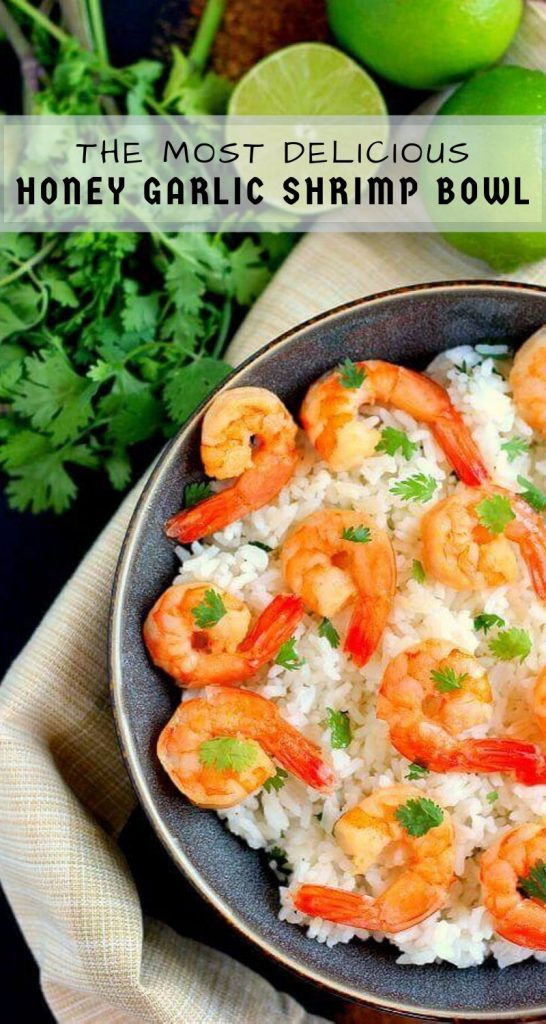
<box><xmin>377</xmin><ymin>640</ymin><xmax>546</xmax><ymax>784</ymax></box>
<box><xmin>280</xmin><ymin>509</ymin><xmax>396</xmax><ymax>667</ymax></box>
<box><xmin>292</xmin><ymin>785</ymin><xmax>455</xmax><ymax>933</ymax></box>
<box><xmin>509</xmin><ymin>326</ymin><xmax>546</xmax><ymax>437</ymax></box>
<box><xmin>157</xmin><ymin>685</ymin><xmax>335</xmax><ymax>809</ymax></box>
<box><xmin>481</xmin><ymin>823</ymin><xmax>546</xmax><ymax>950</ymax></box>
<box><xmin>300</xmin><ymin>359</ymin><xmax>488</xmax><ymax>485</ymax></box>
<box><xmin>421</xmin><ymin>486</ymin><xmax>546</xmax><ymax>600</ymax></box>
<box><xmin>144</xmin><ymin>582</ymin><xmax>304</xmax><ymax>687</ymax></box>
<box><xmin>165</xmin><ymin>387</ymin><xmax>298</xmax><ymax>543</ymax></box>
<box><xmin>533</xmin><ymin>667</ymin><xmax>546</xmax><ymax>741</ymax></box>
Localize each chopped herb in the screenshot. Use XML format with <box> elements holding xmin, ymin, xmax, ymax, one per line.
<box><xmin>183</xmin><ymin>481</ymin><xmax>212</xmax><ymax>508</ymax></box>
<box><xmin>406</xmin><ymin>762</ymin><xmax>429</xmax><ymax>781</ymax></box>
<box><xmin>489</xmin><ymin>627</ymin><xmax>532</xmax><ymax>663</ymax></box>
<box><xmin>517</xmin><ymin>476</ymin><xmax>546</xmax><ymax>513</ymax></box>
<box><xmin>454</xmin><ymin>360</ymin><xmax>473</xmax><ymax>376</ymax></box>
<box><xmin>486</xmin><ymin>790</ymin><xmax>499</xmax><ymax>804</ymax></box>
<box><xmin>199</xmin><ymin>737</ymin><xmax>258</xmax><ymax>773</ymax></box>
<box><xmin>248</xmin><ymin>541</ymin><xmax>273</xmax><ymax>553</ymax></box>
<box><xmin>341</xmin><ymin>524</ymin><xmax>371</xmax><ymax>543</ymax></box>
<box><xmin>475</xmin><ymin>494</ymin><xmax>515</xmax><ymax>535</ymax></box>
<box><xmin>390</xmin><ymin>473</ymin><xmax>437</xmax><ymax>504</ymax></box>
<box><xmin>501</xmin><ymin>438</ymin><xmax>530</xmax><ymax>463</ymax></box>
<box><xmin>326</xmin><ymin>708</ymin><xmax>352</xmax><ymax>749</ymax></box>
<box><xmin>431</xmin><ymin>667</ymin><xmax>468</xmax><ymax>693</ymax></box>
<box><xmin>518</xmin><ymin>860</ymin><xmax>546</xmax><ymax>904</ymax></box>
<box><xmin>395</xmin><ymin>797</ymin><xmax>444</xmax><ymax>837</ymax></box>
<box><xmin>375</xmin><ymin>427</ymin><xmax>418</xmax><ymax>461</ymax></box>
<box><xmin>275</xmin><ymin>637</ymin><xmax>305</xmax><ymax>671</ymax></box>
<box><xmin>338</xmin><ymin>359</ymin><xmax>366</xmax><ymax>390</ymax></box>
<box><xmin>411</xmin><ymin>559</ymin><xmax>426</xmax><ymax>583</ymax></box>
<box><xmin>318</xmin><ymin>618</ymin><xmax>340</xmax><ymax>649</ymax></box>
<box><xmin>191</xmin><ymin>589</ymin><xmax>227</xmax><ymax>629</ymax></box>
<box><xmin>269</xmin><ymin>846</ymin><xmax>291</xmax><ymax>878</ymax></box>
<box><xmin>473</xmin><ymin>613</ymin><xmax>506</xmax><ymax>634</ymax></box>
<box><xmin>263</xmin><ymin>767</ymin><xmax>288</xmax><ymax>793</ymax></box>
<box><xmin>387</xmin><ymin>515</ymin><xmax>395</xmax><ymax>531</ymax></box>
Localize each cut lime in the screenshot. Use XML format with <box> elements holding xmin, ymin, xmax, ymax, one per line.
<box><xmin>228</xmin><ymin>42</ymin><xmax>386</xmax><ymax>117</ymax></box>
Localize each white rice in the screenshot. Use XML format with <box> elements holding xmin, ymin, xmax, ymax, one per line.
<box><xmin>173</xmin><ymin>344</ymin><xmax>546</xmax><ymax>969</ymax></box>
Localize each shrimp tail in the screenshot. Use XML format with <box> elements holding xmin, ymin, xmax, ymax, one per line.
<box><xmin>513</xmin><ymin>522</ymin><xmax>546</xmax><ymax>601</ymax></box>
<box><xmin>458</xmin><ymin>738</ymin><xmax>545</xmax><ymax>780</ymax></box>
<box><xmin>292</xmin><ymin>885</ymin><xmax>378</xmax><ymax>930</ymax></box>
<box><xmin>238</xmin><ymin>594</ymin><xmax>305</xmax><ymax>664</ymax></box>
<box><xmin>165</xmin><ymin>487</ymin><xmax>249</xmax><ymax>544</ymax></box>
<box><xmin>345</xmin><ymin>596</ymin><xmax>391</xmax><ymax>667</ymax></box>
<box><xmin>271</xmin><ymin>727</ymin><xmax>335</xmax><ymax>792</ymax></box>
<box><xmin>431</xmin><ymin>412</ymin><xmax>489</xmax><ymax>487</ymax></box>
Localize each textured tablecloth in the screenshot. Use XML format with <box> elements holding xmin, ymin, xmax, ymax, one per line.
<box><xmin>0</xmin><ymin>5</ymin><xmax>545</xmax><ymax>1021</ymax></box>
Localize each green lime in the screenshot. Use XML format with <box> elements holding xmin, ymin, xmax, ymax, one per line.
<box><xmin>228</xmin><ymin>42</ymin><xmax>386</xmax><ymax>116</ymax></box>
<box><xmin>439</xmin><ymin>66</ymin><xmax>546</xmax><ymax>272</ymax></box>
<box><xmin>327</xmin><ymin>0</ymin><xmax>523</xmax><ymax>90</ymax></box>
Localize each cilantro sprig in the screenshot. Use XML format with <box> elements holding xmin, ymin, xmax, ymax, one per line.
<box><xmin>199</xmin><ymin>737</ymin><xmax>258</xmax><ymax>773</ymax></box>
<box><xmin>192</xmin><ymin>589</ymin><xmax>227</xmax><ymax>629</ymax></box>
<box><xmin>395</xmin><ymin>797</ymin><xmax>444</xmax><ymax>837</ymax></box>
<box><xmin>184</xmin><ymin>481</ymin><xmax>212</xmax><ymax>508</ymax></box>
<box><xmin>488</xmin><ymin>627</ymin><xmax>532</xmax><ymax>662</ymax></box>
<box><xmin>406</xmin><ymin>762</ymin><xmax>429</xmax><ymax>781</ymax></box>
<box><xmin>326</xmin><ymin>708</ymin><xmax>352</xmax><ymax>749</ymax></box>
<box><xmin>501</xmin><ymin>438</ymin><xmax>530</xmax><ymax>463</ymax></box>
<box><xmin>473</xmin><ymin>613</ymin><xmax>505</xmax><ymax>634</ymax></box>
<box><xmin>475</xmin><ymin>495</ymin><xmax>515</xmax><ymax>535</ymax></box>
<box><xmin>318</xmin><ymin>618</ymin><xmax>340</xmax><ymax>649</ymax></box>
<box><xmin>517</xmin><ymin>476</ymin><xmax>546</xmax><ymax>513</ymax></box>
<box><xmin>518</xmin><ymin>860</ymin><xmax>546</xmax><ymax>904</ymax></box>
<box><xmin>341</xmin><ymin>525</ymin><xmax>371</xmax><ymax>543</ymax></box>
<box><xmin>411</xmin><ymin>560</ymin><xmax>426</xmax><ymax>583</ymax></box>
<box><xmin>376</xmin><ymin>427</ymin><xmax>418</xmax><ymax>461</ymax></box>
<box><xmin>263</xmin><ymin>767</ymin><xmax>288</xmax><ymax>793</ymax></box>
<box><xmin>338</xmin><ymin>359</ymin><xmax>365</xmax><ymax>389</ymax></box>
<box><xmin>431</xmin><ymin>667</ymin><xmax>468</xmax><ymax>693</ymax></box>
<box><xmin>275</xmin><ymin>638</ymin><xmax>305</xmax><ymax>671</ymax></box>
<box><xmin>390</xmin><ymin>473</ymin><xmax>437</xmax><ymax>504</ymax></box>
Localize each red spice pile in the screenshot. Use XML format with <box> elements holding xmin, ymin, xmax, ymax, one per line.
<box><xmin>155</xmin><ymin>0</ymin><xmax>329</xmax><ymax>81</ymax></box>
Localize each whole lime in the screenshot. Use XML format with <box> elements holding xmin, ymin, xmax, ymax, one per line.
<box><xmin>327</xmin><ymin>0</ymin><xmax>523</xmax><ymax>90</ymax></box>
<box><xmin>438</xmin><ymin>66</ymin><xmax>546</xmax><ymax>271</ymax></box>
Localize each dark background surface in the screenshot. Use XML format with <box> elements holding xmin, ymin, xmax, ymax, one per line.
<box><xmin>0</xmin><ymin>3</ymin><xmax>425</xmax><ymax>1020</ymax></box>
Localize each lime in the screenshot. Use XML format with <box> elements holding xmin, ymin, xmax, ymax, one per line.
<box><xmin>327</xmin><ymin>0</ymin><xmax>523</xmax><ymax>90</ymax></box>
<box><xmin>228</xmin><ymin>42</ymin><xmax>386</xmax><ymax>116</ymax></box>
<box><xmin>439</xmin><ymin>66</ymin><xmax>546</xmax><ymax>272</ymax></box>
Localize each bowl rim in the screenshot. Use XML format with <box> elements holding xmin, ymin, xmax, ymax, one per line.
<box><xmin>110</xmin><ymin>278</ymin><xmax>546</xmax><ymax>1021</ymax></box>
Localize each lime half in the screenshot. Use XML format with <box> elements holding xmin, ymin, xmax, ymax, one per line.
<box><xmin>228</xmin><ymin>42</ymin><xmax>386</xmax><ymax>117</ymax></box>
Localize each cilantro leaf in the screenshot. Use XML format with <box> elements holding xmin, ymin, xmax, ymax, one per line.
<box><xmin>318</xmin><ymin>618</ymin><xmax>340</xmax><ymax>649</ymax></box>
<box><xmin>489</xmin><ymin>627</ymin><xmax>532</xmax><ymax>662</ymax></box>
<box><xmin>412</xmin><ymin>560</ymin><xmax>426</xmax><ymax>583</ymax></box>
<box><xmin>341</xmin><ymin>524</ymin><xmax>371</xmax><ymax>543</ymax></box>
<box><xmin>501</xmin><ymin>438</ymin><xmax>530</xmax><ymax>463</ymax></box>
<box><xmin>12</xmin><ymin>350</ymin><xmax>97</xmax><ymax>445</ymax></box>
<box><xmin>395</xmin><ymin>797</ymin><xmax>444</xmax><ymax>837</ymax></box>
<box><xmin>517</xmin><ymin>476</ymin><xmax>546</xmax><ymax>513</ymax></box>
<box><xmin>191</xmin><ymin>589</ymin><xmax>227</xmax><ymax>629</ymax></box>
<box><xmin>390</xmin><ymin>473</ymin><xmax>437</xmax><ymax>504</ymax></box>
<box><xmin>338</xmin><ymin>359</ymin><xmax>365</xmax><ymax>389</ymax></box>
<box><xmin>198</xmin><ymin>737</ymin><xmax>258</xmax><ymax>773</ymax></box>
<box><xmin>376</xmin><ymin>427</ymin><xmax>418</xmax><ymax>461</ymax></box>
<box><xmin>269</xmin><ymin>846</ymin><xmax>291</xmax><ymax>878</ymax></box>
<box><xmin>248</xmin><ymin>541</ymin><xmax>273</xmax><ymax>553</ymax></box>
<box><xmin>475</xmin><ymin>495</ymin><xmax>515</xmax><ymax>535</ymax></box>
<box><xmin>275</xmin><ymin>638</ymin><xmax>305</xmax><ymax>671</ymax></box>
<box><xmin>263</xmin><ymin>767</ymin><xmax>288</xmax><ymax>793</ymax></box>
<box><xmin>163</xmin><ymin>359</ymin><xmax>231</xmax><ymax>425</ymax></box>
<box><xmin>406</xmin><ymin>762</ymin><xmax>429</xmax><ymax>781</ymax></box>
<box><xmin>226</xmin><ymin>238</ymin><xmax>271</xmax><ymax>305</ymax></box>
<box><xmin>431</xmin><ymin>667</ymin><xmax>468</xmax><ymax>693</ymax></box>
<box><xmin>487</xmin><ymin>790</ymin><xmax>499</xmax><ymax>804</ymax></box>
<box><xmin>518</xmin><ymin>860</ymin><xmax>546</xmax><ymax>904</ymax></box>
<box><xmin>473</xmin><ymin>613</ymin><xmax>505</xmax><ymax>634</ymax></box>
<box><xmin>184</xmin><ymin>481</ymin><xmax>213</xmax><ymax>508</ymax></box>
<box><xmin>0</xmin><ymin>431</ymin><xmax>97</xmax><ymax>514</ymax></box>
<box><xmin>326</xmin><ymin>708</ymin><xmax>352</xmax><ymax>749</ymax></box>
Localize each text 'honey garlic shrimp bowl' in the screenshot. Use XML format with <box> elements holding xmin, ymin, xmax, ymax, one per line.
<box><xmin>110</xmin><ymin>281</ymin><xmax>546</xmax><ymax>1021</ymax></box>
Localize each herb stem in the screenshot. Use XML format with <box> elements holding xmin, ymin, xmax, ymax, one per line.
<box><xmin>213</xmin><ymin>297</ymin><xmax>232</xmax><ymax>356</ymax></box>
<box><xmin>7</xmin><ymin>0</ymin><xmax>68</xmax><ymax>42</ymax></box>
<box><xmin>85</xmin><ymin>0</ymin><xmax>108</xmax><ymax>62</ymax></box>
<box><xmin>0</xmin><ymin>238</ymin><xmax>56</xmax><ymax>288</ymax></box>
<box><xmin>0</xmin><ymin>0</ymin><xmax>43</xmax><ymax>104</ymax></box>
<box><xmin>188</xmin><ymin>0</ymin><xmax>226</xmax><ymax>73</ymax></box>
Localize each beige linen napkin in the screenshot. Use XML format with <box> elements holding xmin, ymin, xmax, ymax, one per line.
<box><xmin>0</xmin><ymin>4</ymin><xmax>545</xmax><ymax>1022</ymax></box>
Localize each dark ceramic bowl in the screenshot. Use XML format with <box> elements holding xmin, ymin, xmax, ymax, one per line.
<box><xmin>110</xmin><ymin>280</ymin><xmax>546</xmax><ymax>1021</ymax></box>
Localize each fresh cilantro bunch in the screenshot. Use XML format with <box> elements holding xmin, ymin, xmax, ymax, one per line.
<box><xmin>0</xmin><ymin>229</ymin><xmax>290</xmax><ymax>513</ymax></box>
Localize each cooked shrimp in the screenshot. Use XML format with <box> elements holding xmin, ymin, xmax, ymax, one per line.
<box><xmin>481</xmin><ymin>823</ymin><xmax>546</xmax><ymax>950</ymax></box>
<box><xmin>421</xmin><ymin>487</ymin><xmax>546</xmax><ymax>599</ymax></box>
<box><xmin>144</xmin><ymin>583</ymin><xmax>304</xmax><ymax>687</ymax></box>
<box><xmin>300</xmin><ymin>359</ymin><xmax>488</xmax><ymax>485</ymax></box>
<box><xmin>532</xmin><ymin>667</ymin><xmax>546</xmax><ymax>742</ymax></box>
<box><xmin>157</xmin><ymin>685</ymin><xmax>335</xmax><ymax>808</ymax></box>
<box><xmin>280</xmin><ymin>509</ymin><xmax>396</xmax><ymax>667</ymax></box>
<box><xmin>165</xmin><ymin>387</ymin><xmax>298</xmax><ymax>543</ymax></box>
<box><xmin>292</xmin><ymin>784</ymin><xmax>455</xmax><ymax>933</ymax></box>
<box><xmin>510</xmin><ymin>326</ymin><xmax>546</xmax><ymax>436</ymax></box>
<box><xmin>377</xmin><ymin>640</ymin><xmax>546</xmax><ymax>784</ymax></box>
